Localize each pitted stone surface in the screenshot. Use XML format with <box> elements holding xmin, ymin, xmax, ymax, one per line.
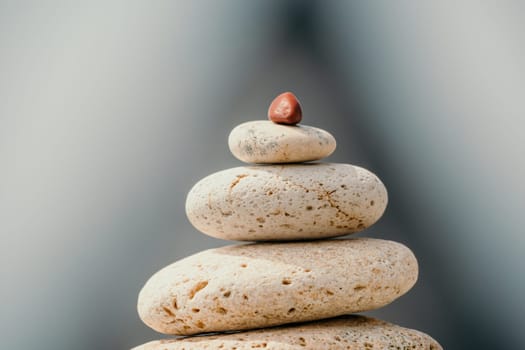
<box><xmin>137</xmin><ymin>238</ymin><xmax>417</xmax><ymax>335</ymax></box>
<box><xmin>133</xmin><ymin>316</ymin><xmax>441</xmax><ymax>350</ymax></box>
<box><xmin>186</xmin><ymin>163</ymin><xmax>387</xmax><ymax>241</ymax></box>
<box><xmin>228</xmin><ymin>120</ymin><xmax>336</xmax><ymax>163</ymax></box>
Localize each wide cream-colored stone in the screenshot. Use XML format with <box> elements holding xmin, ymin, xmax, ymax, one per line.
<box><xmin>228</xmin><ymin>120</ymin><xmax>336</xmax><ymax>163</ymax></box>
<box><xmin>133</xmin><ymin>315</ymin><xmax>441</xmax><ymax>350</ymax></box>
<box><xmin>137</xmin><ymin>238</ymin><xmax>417</xmax><ymax>335</ymax></box>
<box><xmin>186</xmin><ymin>163</ymin><xmax>387</xmax><ymax>241</ymax></box>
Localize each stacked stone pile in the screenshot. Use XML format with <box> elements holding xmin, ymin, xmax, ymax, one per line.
<box><xmin>133</xmin><ymin>92</ymin><xmax>441</xmax><ymax>349</ymax></box>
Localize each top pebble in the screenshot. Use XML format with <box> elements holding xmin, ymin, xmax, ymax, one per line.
<box><xmin>268</xmin><ymin>92</ymin><xmax>302</xmax><ymax>125</ymax></box>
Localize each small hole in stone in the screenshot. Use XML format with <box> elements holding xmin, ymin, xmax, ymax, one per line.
<box><xmin>192</xmin><ymin>308</ymin><xmax>200</xmax><ymax>313</ymax></box>
<box><xmin>189</xmin><ymin>280</ymin><xmax>209</xmax><ymax>299</ymax></box>
<box><xmin>282</xmin><ymin>278</ymin><xmax>292</xmax><ymax>285</ymax></box>
<box><xmin>162</xmin><ymin>306</ymin><xmax>174</xmax><ymax>316</ymax></box>
<box><xmin>298</xmin><ymin>337</ymin><xmax>307</xmax><ymax>346</ymax></box>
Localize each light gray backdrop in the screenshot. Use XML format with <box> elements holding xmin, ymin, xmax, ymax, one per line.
<box><xmin>1</xmin><ymin>1</ymin><xmax>524</xmax><ymax>349</ymax></box>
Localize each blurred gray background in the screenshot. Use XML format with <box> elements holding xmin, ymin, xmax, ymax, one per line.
<box><xmin>1</xmin><ymin>1</ymin><xmax>524</xmax><ymax>349</ymax></box>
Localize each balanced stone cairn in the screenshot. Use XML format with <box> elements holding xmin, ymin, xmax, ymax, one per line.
<box><xmin>134</xmin><ymin>92</ymin><xmax>442</xmax><ymax>349</ymax></box>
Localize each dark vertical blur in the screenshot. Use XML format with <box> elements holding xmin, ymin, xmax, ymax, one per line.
<box><xmin>1</xmin><ymin>1</ymin><xmax>523</xmax><ymax>349</ymax></box>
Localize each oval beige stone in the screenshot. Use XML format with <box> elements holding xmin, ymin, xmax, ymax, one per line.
<box><xmin>133</xmin><ymin>315</ymin><xmax>441</xmax><ymax>350</ymax></box>
<box><xmin>228</xmin><ymin>120</ymin><xmax>336</xmax><ymax>163</ymax></box>
<box><xmin>137</xmin><ymin>238</ymin><xmax>418</xmax><ymax>335</ymax></box>
<box><xmin>186</xmin><ymin>163</ymin><xmax>387</xmax><ymax>241</ymax></box>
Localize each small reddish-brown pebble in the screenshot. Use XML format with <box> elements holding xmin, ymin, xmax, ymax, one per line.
<box><xmin>268</xmin><ymin>92</ymin><xmax>302</xmax><ymax>125</ymax></box>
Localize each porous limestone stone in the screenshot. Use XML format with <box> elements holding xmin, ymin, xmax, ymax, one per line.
<box><xmin>186</xmin><ymin>163</ymin><xmax>387</xmax><ymax>241</ymax></box>
<box><xmin>137</xmin><ymin>238</ymin><xmax>417</xmax><ymax>335</ymax></box>
<box><xmin>228</xmin><ymin>120</ymin><xmax>336</xmax><ymax>163</ymax></box>
<box><xmin>132</xmin><ymin>315</ymin><xmax>441</xmax><ymax>350</ymax></box>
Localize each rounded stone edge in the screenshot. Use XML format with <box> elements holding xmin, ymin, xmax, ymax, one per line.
<box><xmin>227</xmin><ymin>121</ymin><xmax>337</xmax><ymax>164</ymax></box>
<box><xmin>137</xmin><ymin>238</ymin><xmax>418</xmax><ymax>335</ymax></box>
<box><xmin>132</xmin><ymin>316</ymin><xmax>442</xmax><ymax>350</ymax></box>
<box><xmin>185</xmin><ymin>163</ymin><xmax>388</xmax><ymax>241</ymax></box>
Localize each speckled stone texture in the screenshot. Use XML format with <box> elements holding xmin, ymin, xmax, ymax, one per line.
<box><xmin>228</xmin><ymin>120</ymin><xmax>336</xmax><ymax>164</ymax></box>
<box><xmin>137</xmin><ymin>238</ymin><xmax>418</xmax><ymax>335</ymax></box>
<box><xmin>132</xmin><ymin>315</ymin><xmax>441</xmax><ymax>350</ymax></box>
<box><xmin>185</xmin><ymin>163</ymin><xmax>387</xmax><ymax>241</ymax></box>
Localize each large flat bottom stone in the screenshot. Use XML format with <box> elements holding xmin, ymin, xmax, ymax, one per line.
<box><xmin>133</xmin><ymin>315</ymin><xmax>442</xmax><ymax>350</ymax></box>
